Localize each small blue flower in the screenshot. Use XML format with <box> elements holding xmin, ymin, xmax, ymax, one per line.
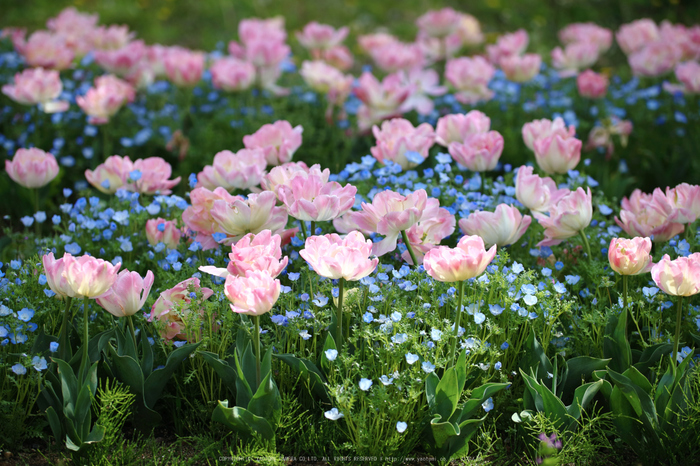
<box><xmin>362</xmin><ymin>312</ymin><xmax>374</xmax><ymax>323</ymax></box>
<box><xmin>406</xmin><ymin>353</ymin><xmax>419</xmax><ymax>364</ymax></box>
<box><xmin>523</xmin><ymin>295</ymin><xmax>538</xmax><ymax>306</ymax></box>
<box><xmin>32</xmin><ymin>356</ymin><xmax>48</xmax><ymax>371</ymax></box>
<box><xmin>482</xmin><ymin>397</ymin><xmax>494</xmax><ymax>412</ymax></box>
<box><xmin>396</xmin><ymin>421</ymin><xmax>408</xmax><ymax>433</ymax></box>
<box><xmin>359</xmin><ymin>378</ymin><xmax>373</xmax><ymax>391</ymax></box>
<box><xmin>17</xmin><ymin>308</ymin><xmax>34</xmax><ymax>322</ymax></box>
<box><xmin>324</xmin><ymin>408</ymin><xmax>344</xmax><ymax>420</ymax></box>
<box><xmin>12</xmin><ymin>363</ymin><xmax>27</xmax><ymax>375</ymax></box>
<box><xmin>325</xmin><ymin>349</ymin><xmax>338</xmax><ymax>361</ymax></box>
<box><xmin>474</xmin><ymin>312</ymin><xmax>486</xmax><ymax>324</ymax></box>
<box><xmin>421</xmin><ymin>361</ymin><xmax>435</xmax><ymax>373</ymax></box>
<box><xmin>50</xmin><ymin>342</ymin><xmax>59</xmax><ymax>353</ymax></box>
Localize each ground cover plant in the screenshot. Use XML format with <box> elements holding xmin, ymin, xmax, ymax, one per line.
<box><xmin>1</xmin><ymin>3</ymin><xmax>700</xmax><ymax>465</ymax></box>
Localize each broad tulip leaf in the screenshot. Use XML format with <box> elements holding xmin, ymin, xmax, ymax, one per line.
<box><xmin>461</xmin><ymin>383</ymin><xmax>509</xmax><ymax>420</ymax></box>
<box><xmin>212</xmin><ymin>400</ymin><xmax>275</xmax><ymax>441</ymax></box>
<box><xmin>144</xmin><ymin>340</ymin><xmax>200</xmax><ymax>409</ymax></box>
<box><xmin>604</xmin><ymin>310</ymin><xmax>631</xmax><ymax>373</ymax></box>
<box><xmin>519</xmin><ymin>331</ymin><xmax>553</xmax><ymax>383</ymax></box>
<box><xmin>435</xmin><ymin>366</ymin><xmax>460</xmax><ymax>421</ymax></box>
<box><xmin>200</xmin><ymin>351</ymin><xmax>239</xmax><ymax>397</ymax></box>
<box><xmin>274</xmin><ymin>353</ymin><xmax>329</xmax><ymax>402</ymax></box>
<box><xmin>233</xmin><ymin>348</ymin><xmax>254</xmax><ymax>408</ymax></box>
<box><xmin>425</xmin><ymin>372</ymin><xmax>440</xmax><ymax>410</ymax></box>
<box><xmin>429</xmin><ymin>415</ymin><xmax>459</xmax><ymax>448</ymax></box>
<box><xmin>560</xmin><ymin>357</ymin><xmax>610</xmax><ymax>402</ymax></box>
<box><xmin>247</xmin><ymin>372</ymin><xmax>282</xmax><ymax>428</ymax></box>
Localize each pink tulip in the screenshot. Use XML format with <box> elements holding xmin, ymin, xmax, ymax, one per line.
<box><xmin>348</xmin><ymin>189</ymin><xmax>428</xmax><ymax>256</ymax></box>
<box><xmin>616</xmin><ymin>19</ymin><xmax>660</xmax><ymax>55</ymax></box>
<box><xmin>486</xmin><ymin>29</ymin><xmax>529</xmax><ymax>64</ymax></box>
<box><xmin>515</xmin><ymin>165</ymin><xmax>568</xmax><ymax>212</ymax></box>
<box><xmin>277</xmin><ymin>174</ymin><xmax>357</xmax><ymax>222</ymax></box>
<box><xmin>5</xmin><ymin>147</ymin><xmax>59</xmax><ymax>189</ymax></box>
<box><xmin>163</xmin><ymin>47</ymin><xmax>205</xmax><ymax>86</ymax></box>
<box><xmin>200</xmin><ymin>230</ymin><xmax>289</xmax><ymax>279</ymax></box>
<box><xmin>615</xmin><ymin>189</ymin><xmax>685</xmax><ymax>242</ymax></box>
<box><xmin>659</xmin><ymin>21</ymin><xmax>700</xmax><ymax>61</ymax></box>
<box><xmin>149</xmin><ymin>278</ymin><xmax>214</xmax><ymax>341</ymax></box>
<box><xmin>300</xmin><ymin>61</ymin><xmax>353</xmax><ymax>105</ymax></box>
<box><xmin>533</xmin><ymin>133</ymin><xmax>582</xmax><ymax>174</ymax></box>
<box><xmin>398</xmin><ymin>68</ymin><xmax>447</xmax><ymax>116</ymax></box>
<box><xmin>2</xmin><ymin>67</ymin><xmax>68</xmax><ymax>113</ymax></box>
<box><xmin>370</xmin><ymin>118</ymin><xmax>435</xmax><ymax>170</ymax></box>
<box><xmin>423</xmin><ymin>235</ymin><xmax>497</xmax><ymax>282</ymax></box>
<box><xmin>300</xmin><ymin>231</ymin><xmax>378</xmax><ymax>281</ymax></box>
<box><xmin>210</xmin><ymin>56</ymin><xmax>256</xmax><ymax>92</ymax></box>
<box><xmin>62</xmin><ymin>254</ymin><xmax>121</xmax><ymax>298</ymax></box>
<box><xmin>551</xmin><ymin>42</ymin><xmax>601</xmax><ymax>76</ymax></box>
<box><xmin>76</xmin><ymin>74</ymin><xmax>135</xmax><ymax>124</ymax></box>
<box><xmin>332</xmin><ymin>212</ymin><xmax>373</xmax><ymax>236</ymax></box>
<box><xmin>608</xmin><ymin>237</ymin><xmax>653</xmax><ymax>276</ymax></box>
<box><xmin>130</xmin><ymin>157</ymin><xmax>181</xmax><ymax>195</ymax></box>
<box><xmin>296</xmin><ymin>22</ymin><xmax>348</xmax><ymax>52</ymax></box>
<box><xmin>559</xmin><ymin>23</ymin><xmax>613</xmax><ymax>53</ymax></box>
<box><xmin>322</xmin><ymin>45</ymin><xmax>354</xmax><ymax>71</ymax></box>
<box><xmin>358</xmin><ymin>33</ymin><xmax>399</xmax><ymax>54</ymax></box>
<box><xmin>416</xmin><ymin>31</ymin><xmax>463</xmax><ymax>63</ymax></box>
<box><xmin>629</xmin><ymin>41</ymin><xmax>681</xmax><ymax>77</ymax></box>
<box><xmin>244</xmin><ymin>39</ymin><xmax>291</xmax><ymax>93</ymax></box>
<box><xmin>145</xmin><ymin>218</ymin><xmax>181</xmax><ymax>249</ymax></box>
<box><xmin>93</xmin><ymin>40</ymin><xmax>148</xmax><ymax>76</ymax></box>
<box><xmin>401</xmin><ymin>200</ymin><xmax>455</xmax><ymax>265</ymax></box>
<box><xmin>522</xmin><ymin>117</ymin><xmax>576</xmax><ymax>152</ymax></box>
<box><xmin>577</xmin><ymin>69</ymin><xmax>608</xmax><ymax>98</ymax></box>
<box><xmin>354</xmin><ymin>72</ymin><xmax>412</xmax><ymax>131</ymax></box>
<box><xmin>224</xmin><ymin>270</ymin><xmax>281</xmax><ymax>316</ymax></box>
<box><xmin>238</xmin><ymin>17</ymin><xmax>287</xmax><ymax>46</ymax></box>
<box><xmin>47</xmin><ymin>7</ymin><xmax>98</xmax><ymax>34</ymax></box>
<box><xmin>243</xmin><ymin>120</ymin><xmax>303</xmax><ymax>166</ymax></box>
<box><xmin>448</xmin><ymin>131</ymin><xmax>504</xmax><ymax>172</ymax></box>
<box><xmin>435</xmin><ymin>111</ymin><xmax>491</xmax><ymax>147</ymax></box>
<box><xmin>651</xmin><ymin>253</ymin><xmax>700</xmax><ymax>297</ymax></box>
<box><xmin>416</xmin><ymin>7</ymin><xmax>460</xmax><ymax>38</ymax></box>
<box><xmin>85</xmin><ymin>155</ymin><xmax>132</xmax><ymax>194</ymax></box>
<box><xmin>90</xmin><ymin>25</ymin><xmax>135</xmax><ymax>51</ymax></box>
<box><xmin>182</xmin><ymin>187</ymin><xmax>243</xmax><ymax>250</ymax></box>
<box><xmin>210</xmin><ymin>191</ymin><xmax>289</xmax><ymax>244</ymax></box>
<box><xmin>42</xmin><ymin>252</ymin><xmax>78</xmax><ymax>298</ymax></box>
<box><xmin>666</xmin><ymin>183</ymin><xmax>700</xmax><ymax>224</ymax></box>
<box><xmin>261</xmin><ymin>162</ymin><xmax>328</xmax><ymax>193</ymax></box>
<box><xmin>500</xmin><ymin>53</ymin><xmax>542</xmax><ymax>82</ymax></box>
<box><xmin>97</xmin><ymin>269</ymin><xmax>154</xmax><ymax>317</ymax></box>
<box><xmin>674</xmin><ymin>61</ymin><xmax>700</xmax><ymax>94</ymax></box>
<box><xmin>533</xmin><ymin>187</ymin><xmax>592</xmax><ymax>247</ymax></box>
<box><xmin>459</xmin><ymin>204</ymin><xmax>531</xmax><ymax>247</ymax></box>
<box><xmin>370</xmin><ymin>42</ymin><xmax>425</xmax><ymax>73</ymax></box>
<box><xmin>20</xmin><ymin>31</ymin><xmax>75</xmax><ymax>70</ymax></box>
<box><xmin>445</xmin><ymin>56</ymin><xmax>495</xmax><ymax>105</ymax></box>
<box><xmin>197</xmin><ymin>149</ymin><xmax>267</xmax><ymax>192</ymax></box>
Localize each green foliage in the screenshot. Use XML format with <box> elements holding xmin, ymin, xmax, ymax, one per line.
<box><xmin>88</xmin><ymin>379</ymin><xmax>136</xmax><ymax>465</ymax></box>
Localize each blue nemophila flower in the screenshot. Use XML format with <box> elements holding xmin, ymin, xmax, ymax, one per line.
<box><xmin>324</xmin><ymin>408</ymin><xmax>344</xmax><ymax>420</ymax></box>
<box><xmin>392</xmin><ymin>333</ymin><xmax>408</xmax><ymax>344</ymax></box>
<box><xmin>554</xmin><ymin>282</ymin><xmax>567</xmax><ymax>294</ymax></box>
<box><xmin>474</xmin><ymin>312</ymin><xmax>486</xmax><ymax>324</ymax></box>
<box><xmin>489</xmin><ymin>304</ymin><xmax>504</xmax><ymax>316</ymax></box>
<box><xmin>32</xmin><ymin>356</ymin><xmax>48</xmax><ymax>371</ymax></box>
<box><xmin>541</xmin><ymin>267</ymin><xmax>552</xmax><ymax>277</ymax></box>
<box><xmin>362</xmin><ymin>312</ymin><xmax>374</xmax><ymax>323</ymax></box>
<box><xmin>501</xmin><ymin>341</ymin><xmax>509</xmax><ymax>350</ymax></box>
<box><xmin>34</xmin><ymin>211</ymin><xmax>47</xmax><ymax>223</ymax></box>
<box><xmin>10</xmin><ymin>260</ymin><xmax>22</xmax><ymax>269</ymax></box>
<box><xmin>359</xmin><ymin>378</ymin><xmax>373</xmax><ymax>391</ymax></box>
<box><xmin>406</xmin><ymin>353</ymin><xmax>419</xmax><ymax>364</ymax></box>
<box><xmin>17</xmin><ymin>308</ymin><xmax>34</xmax><ymax>322</ymax></box>
<box><xmin>482</xmin><ymin>397</ymin><xmax>494</xmax><ymax>412</ymax></box>
<box><xmin>495</xmin><ymin>361</ymin><xmax>502</xmax><ymax>370</ymax></box>
<box><xmin>380</xmin><ymin>374</ymin><xmax>394</xmax><ymax>385</ymax></box>
<box><xmin>523</xmin><ymin>295</ymin><xmax>538</xmax><ymax>306</ymax></box>
<box><xmin>0</xmin><ymin>305</ymin><xmax>12</xmax><ymax>316</ymax></box>
<box><xmin>521</xmin><ymin>284</ymin><xmax>536</xmax><ymax>295</ymax></box>
<box><xmin>555</xmin><ymin>261</ymin><xmax>564</xmax><ymax>270</ymax></box>
<box><xmin>50</xmin><ymin>342</ymin><xmax>59</xmax><ymax>353</ymax></box>
<box><xmin>565</xmin><ymin>275</ymin><xmax>581</xmax><ymax>285</ymax></box>
<box><xmin>396</xmin><ymin>421</ymin><xmax>408</xmax><ymax>433</ymax></box>
<box><xmin>325</xmin><ymin>349</ymin><xmax>338</xmax><ymax>361</ymax></box>
<box><xmin>391</xmin><ymin>311</ymin><xmax>402</xmax><ymax>322</ymax></box>
<box><xmin>430</xmin><ymin>328</ymin><xmax>443</xmax><ymax>341</ymax></box>
<box><xmin>12</xmin><ymin>363</ymin><xmax>27</xmax><ymax>375</ymax></box>
<box><xmin>422</xmin><ymin>361</ymin><xmax>436</xmax><ymax>373</ymax></box>
<box><xmin>312</xmin><ymin>294</ymin><xmax>328</xmax><ymax>307</ymax></box>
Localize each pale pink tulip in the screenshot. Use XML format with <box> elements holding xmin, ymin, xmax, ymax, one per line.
<box><xmin>130</xmin><ymin>157</ymin><xmax>181</xmax><ymax>195</ymax></box>
<box><xmin>673</xmin><ymin>61</ymin><xmax>700</xmax><ymax>94</ymax></box>
<box><xmin>423</xmin><ymin>235</ymin><xmax>497</xmax><ymax>282</ymax></box>
<box><xmin>20</xmin><ymin>31</ymin><xmax>75</xmax><ymax>70</ymax></box>
<box><xmin>358</xmin><ymin>33</ymin><xmax>399</xmax><ymax>54</ymax></box>
<box><xmin>629</xmin><ymin>41</ymin><xmax>681</xmax><ymax>77</ymax></box>
<box><xmin>616</xmin><ymin>19</ymin><xmax>660</xmax><ymax>55</ymax></box>
<box><xmin>370</xmin><ymin>118</ymin><xmax>435</xmax><ymax>170</ymax></box>
<box><xmin>559</xmin><ymin>23</ymin><xmax>613</xmax><ymax>53</ymax></box>
<box><xmin>238</xmin><ymin>17</ymin><xmax>287</xmax><ymax>46</ymax></box>
<box><xmin>533</xmin><ymin>187</ymin><xmax>592</xmax><ymax>246</ymax></box>
<box><xmin>348</xmin><ymin>189</ymin><xmax>428</xmax><ymax>256</ymax></box>
<box><xmin>224</xmin><ymin>270</ymin><xmax>281</xmax><ymax>316</ymax></box>
<box><xmin>85</xmin><ymin>155</ymin><xmax>132</xmax><ymax>194</ymax></box>
<box><xmin>5</xmin><ymin>148</ymin><xmax>59</xmax><ymax>189</ymax></box>
<box><xmin>149</xmin><ymin>278</ymin><xmax>214</xmax><ymax>341</ymax></box>
<box><xmin>522</xmin><ymin>117</ymin><xmax>576</xmax><ymax>152</ymax></box>
<box><xmin>197</xmin><ymin>149</ymin><xmax>267</xmax><ymax>192</ymax></box>
<box><xmin>533</xmin><ymin>133</ymin><xmax>582</xmax><ymax>174</ymax></box>
<box><xmin>486</xmin><ymin>29</ymin><xmax>529</xmax><ymax>64</ymax></box>
<box><xmin>445</xmin><ymin>56</ymin><xmax>495</xmax><ymax>105</ymax></box>
<box><xmin>47</xmin><ymin>7</ymin><xmax>98</xmax><ymax>34</ymax></box>
<box><xmin>515</xmin><ymin>165</ymin><xmax>568</xmax><ymax>212</ymax></box>
<box><xmin>666</xmin><ymin>183</ymin><xmax>700</xmax><ymax>223</ymax></box>
<box><xmin>577</xmin><ymin>69</ymin><xmax>608</xmax><ymax>98</ymax></box>
<box><xmin>182</xmin><ymin>187</ymin><xmax>242</xmax><ymax>250</ymax></box>
<box><xmin>261</xmin><ymin>162</ymin><xmax>329</xmax><ymax>194</ymax></box>
<box><xmin>500</xmin><ymin>53</ymin><xmax>542</xmax><ymax>82</ymax></box>
<box><xmin>244</xmin><ymin>39</ymin><xmax>291</xmax><ymax>93</ymax></box>
<box><xmin>277</xmin><ymin>174</ymin><xmax>356</xmax><ymax>222</ymax></box>
<box><xmin>145</xmin><ymin>218</ymin><xmax>181</xmax><ymax>249</ymax></box>
<box><xmin>62</xmin><ymin>255</ymin><xmax>121</xmax><ymax>298</ymax></box>
<box><xmin>459</xmin><ymin>204</ymin><xmax>531</xmax><ymax>247</ymax></box>
<box><xmin>608</xmin><ymin>237</ymin><xmax>653</xmax><ymax>276</ymax></box>
<box><xmin>93</xmin><ymin>40</ymin><xmax>147</xmax><ymax>76</ymax></box>
<box><xmin>164</xmin><ymin>48</ymin><xmax>205</xmax><ymax>86</ymax></box>
<box><xmin>455</xmin><ymin>13</ymin><xmax>484</xmax><ymax>47</ymax></box>
<box><xmin>551</xmin><ymin>42</ymin><xmax>600</xmax><ymax>76</ymax></box>
<box><xmin>435</xmin><ymin>111</ymin><xmax>491</xmax><ymax>147</ymax></box>
<box><xmin>210</xmin><ymin>56</ymin><xmax>256</xmax><ymax>92</ymax></box>
<box><xmin>398</xmin><ymin>68</ymin><xmax>447</xmax><ymax>116</ymax></box>
<box><xmin>76</xmin><ymin>74</ymin><xmax>135</xmax><ymax>124</ymax></box>
<box><xmin>200</xmin><ymin>230</ymin><xmax>288</xmax><ymax>279</ymax></box>
<box><xmin>401</xmin><ymin>200</ymin><xmax>455</xmax><ymax>265</ymax></box>
<box><xmin>416</xmin><ymin>7</ymin><xmax>460</xmax><ymax>38</ymax></box>
<box><xmin>97</xmin><ymin>269</ymin><xmax>154</xmax><ymax>317</ymax></box>
<box><xmin>332</xmin><ymin>212</ymin><xmax>373</xmax><ymax>236</ymax></box>
<box><xmin>243</xmin><ymin>120</ymin><xmax>303</xmax><ymax>166</ymax></box>
<box><xmin>660</xmin><ymin>21</ymin><xmax>700</xmax><ymax>61</ymax></box>
<box><xmin>90</xmin><ymin>25</ymin><xmax>135</xmax><ymax>51</ymax></box>
<box><xmin>354</xmin><ymin>72</ymin><xmax>412</xmax><ymax>131</ymax></box>
<box><xmin>210</xmin><ymin>191</ymin><xmax>289</xmax><ymax>244</ymax></box>
<box><xmin>300</xmin><ymin>231</ymin><xmax>378</xmax><ymax>281</ymax></box>
<box><xmin>300</xmin><ymin>61</ymin><xmax>353</xmax><ymax>105</ymax></box>
<box><xmin>2</xmin><ymin>67</ymin><xmax>68</xmax><ymax>113</ymax></box>
<box><xmin>370</xmin><ymin>41</ymin><xmax>424</xmax><ymax>73</ymax></box>
<box><xmin>417</xmin><ymin>31</ymin><xmax>464</xmax><ymax>62</ymax></box>
<box><xmin>296</xmin><ymin>22</ymin><xmax>348</xmax><ymax>52</ymax></box>
<box><xmin>615</xmin><ymin>189</ymin><xmax>685</xmax><ymax>242</ymax></box>
<box><xmin>42</xmin><ymin>252</ymin><xmax>78</xmax><ymax>299</ymax></box>
<box><xmin>322</xmin><ymin>45</ymin><xmax>354</xmax><ymax>71</ymax></box>
<box><xmin>448</xmin><ymin>131</ymin><xmax>504</xmax><ymax>172</ymax></box>
<box><xmin>651</xmin><ymin>253</ymin><xmax>700</xmax><ymax>297</ymax></box>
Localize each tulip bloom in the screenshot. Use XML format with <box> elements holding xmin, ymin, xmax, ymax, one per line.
<box><xmin>76</xmin><ymin>74</ymin><xmax>135</xmax><ymax>124</ymax></box>
<box><xmin>149</xmin><ymin>278</ymin><xmax>214</xmax><ymax>342</ymax></box>
<box><xmin>673</xmin><ymin>61</ymin><xmax>700</xmax><ymax>94</ymax></box>
<box><xmin>354</xmin><ymin>72</ymin><xmax>412</xmax><ymax>131</ymax></box>
<box><xmin>459</xmin><ymin>204</ymin><xmax>532</xmax><ymax>247</ymax></box>
<box><xmin>145</xmin><ymin>218</ymin><xmax>181</xmax><ymax>249</ymax></box>
<box><xmin>424</xmin><ymin>235</ymin><xmax>497</xmax><ymax>283</ymax></box>
<box><xmin>369</xmin><ymin>42</ymin><xmax>425</xmax><ymax>73</ymax></box>
<box><xmin>533</xmin><ymin>187</ymin><xmax>592</xmax><ymax>247</ymax></box>
<box><xmin>416</xmin><ymin>8</ymin><xmax>460</xmax><ymax>38</ymax></box>
<box><xmin>196</xmin><ymin>149</ymin><xmax>267</xmax><ymax>192</ymax></box>
<box><xmin>5</xmin><ymin>148</ymin><xmax>59</xmax><ymax>189</ymax></box>
<box><xmin>551</xmin><ymin>42</ymin><xmax>600</xmax><ymax>76</ymax></box>
<box><xmin>163</xmin><ymin>48</ymin><xmax>205</xmax><ymax>86</ymax></box>
<box><xmin>559</xmin><ymin>23</ymin><xmax>613</xmax><ymax>53</ymax></box>
<box><xmin>243</xmin><ymin>120</ymin><xmax>303</xmax><ymax>166</ymax></box>
<box><xmin>210</xmin><ymin>56</ymin><xmax>256</xmax><ymax>92</ymax></box>
<box><xmin>63</xmin><ymin>255</ymin><xmax>121</xmax><ymax>298</ymax></box>
<box><xmin>299</xmin><ymin>61</ymin><xmax>353</xmax><ymax>105</ymax></box>
<box><xmin>608</xmin><ymin>237</ymin><xmax>653</xmax><ymax>276</ymax></box>
<box><xmin>261</xmin><ymin>162</ymin><xmax>327</xmax><ymax>193</ymax></box>
<box><xmin>398</xmin><ymin>68</ymin><xmax>447</xmax><ymax>116</ymax></box>
<box><xmin>93</xmin><ymin>40</ymin><xmax>148</xmax><ymax>76</ymax></box>
<box><xmin>615</xmin><ymin>189</ymin><xmax>685</xmax><ymax>242</ymax></box>
<box><xmin>277</xmin><ymin>174</ymin><xmax>357</xmax><ymax>222</ymax></box>
<box><xmin>577</xmin><ymin>69</ymin><xmax>609</xmax><ymax>99</ymax></box>
<box><xmin>19</xmin><ymin>31</ymin><xmax>75</xmax><ymax>70</ymax></box>
<box><xmin>300</xmin><ymin>231</ymin><xmax>379</xmax><ymax>281</ymax></box>
<box><xmin>42</xmin><ymin>252</ymin><xmax>78</xmax><ymax>299</ymax></box>
<box><xmin>486</xmin><ymin>29</ymin><xmax>529</xmax><ymax>64</ymax></box>
<box><xmin>200</xmin><ymin>230</ymin><xmax>289</xmax><ymax>279</ymax></box>
<box><xmin>616</xmin><ymin>19</ymin><xmax>660</xmax><ymax>55</ymax></box>
<box><xmin>181</xmin><ymin>186</ymin><xmax>242</xmax><ymax>250</ymax></box>
<box><xmin>2</xmin><ymin>67</ymin><xmax>69</xmax><ymax>113</ymax></box>
<box><xmin>448</xmin><ymin>131</ymin><xmax>504</xmax><ymax>172</ymax></box>
<box><xmin>370</xmin><ymin>119</ymin><xmax>436</xmax><ymax>170</ymax></box>
<box><xmin>514</xmin><ymin>165</ymin><xmax>568</xmax><ymax>213</ymax></box>
<box><xmin>224</xmin><ymin>270</ymin><xmax>281</xmax><ymax>316</ymax></box>
<box><xmin>522</xmin><ymin>117</ymin><xmax>576</xmax><ymax>152</ymax></box>
<box><xmin>629</xmin><ymin>41</ymin><xmax>681</xmax><ymax>77</ymax></box>
<box><xmin>97</xmin><ymin>269</ymin><xmax>154</xmax><ymax>318</ymax></box>
<box><xmin>500</xmin><ymin>53</ymin><xmax>542</xmax><ymax>82</ymax></box>
<box><xmin>209</xmin><ymin>191</ymin><xmax>288</xmax><ymax>244</ymax></box>
<box><xmin>445</xmin><ymin>56</ymin><xmax>495</xmax><ymax>104</ymax></box>
<box><xmin>533</xmin><ymin>133</ymin><xmax>582</xmax><ymax>175</ymax></box>
<box><xmin>435</xmin><ymin>111</ymin><xmax>491</xmax><ymax>147</ymax></box>
<box><xmin>666</xmin><ymin>183</ymin><xmax>700</xmax><ymax>224</ymax></box>
<box><xmin>401</xmin><ymin>201</ymin><xmax>456</xmax><ymax>265</ymax></box>
<box><xmin>296</xmin><ymin>21</ymin><xmax>349</xmax><ymax>52</ymax></box>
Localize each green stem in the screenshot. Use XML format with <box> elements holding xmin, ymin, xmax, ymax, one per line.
<box><xmin>102</xmin><ymin>124</ymin><xmax>110</xmax><ymax>161</ymax></box>
<box><xmin>33</xmin><ymin>188</ymin><xmax>40</xmax><ymax>237</ymax></box>
<box><xmin>299</xmin><ymin>221</ymin><xmax>308</xmax><ymax>241</ymax></box>
<box><xmin>579</xmin><ymin>229</ymin><xmax>592</xmax><ymax>260</ymax></box>
<box><xmin>401</xmin><ymin>230</ymin><xmax>418</xmax><ymax>266</ymax></box>
<box><xmin>673</xmin><ymin>297</ymin><xmax>683</xmax><ymax>367</ymax></box>
<box><xmin>57</xmin><ymin>297</ymin><xmax>73</xmax><ymax>361</ymax></box>
<box><xmin>80</xmin><ymin>296</ymin><xmax>90</xmax><ymax>382</ymax></box>
<box><xmin>310</xmin><ymin>221</ymin><xmax>317</xmax><ymax>237</ymax></box>
<box><xmin>127</xmin><ymin>315</ymin><xmax>137</xmax><ymax>348</ymax></box>
<box><xmin>336</xmin><ymin>278</ymin><xmax>345</xmax><ymax>352</ymax></box>
<box><xmin>254</xmin><ymin>315</ymin><xmax>261</xmax><ymax>388</ymax></box>
<box><xmin>451</xmin><ymin>280</ymin><xmax>465</xmax><ymax>367</ymax></box>
<box><xmin>623</xmin><ymin>275</ymin><xmax>628</xmax><ymax>313</ymax></box>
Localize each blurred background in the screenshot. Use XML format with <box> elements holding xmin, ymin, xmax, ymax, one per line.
<box><xmin>1</xmin><ymin>0</ymin><xmax>697</xmax><ymax>52</ymax></box>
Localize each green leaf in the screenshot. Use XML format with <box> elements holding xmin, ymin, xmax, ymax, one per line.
<box><xmin>74</xmin><ymin>381</ymin><xmax>94</xmax><ymax>439</ymax></box>
<box><xmin>560</xmin><ymin>357</ymin><xmax>610</xmax><ymax>402</ymax></box>
<box><xmin>521</xmin><ymin>371</ymin><xmax>568</xmax><ymax>430</ymax></box>
<box><xmin>654</xmin><ymin>365</ymin><xmax>675</xmax><ymax>416</ymax></box>
<box><xmin>274</xmin><ymin>353</ymin><xmax>329</xmax><ymax>402</ymax></box>
<box><xmin>425</xmin><ymin>372</ymin><xmax>439</xmax><ymax>411</ymax></box>
<box><xmin>454</xmin><ymin>349</ymin><xmax>468</xmax><ymax>394</ymax></box>
<box><xmin>54</xmin><ymin>358</ymin><xmax>78</xmax><ymax>415</ymax></box>
<box><xmin>108</xmin><ymin>345</ymin><xmax>145</xmax><ymax>397</ymax></box>
<box><xmin>200</xmin><ymin>351</ymin><xmax>239</xmax><ymax>397</ymax></box>
<box><xmin>45</xmin><ymin>406</ymin><xmax>64</xmax><ymax>442</ymax></box>
<box><xmin>450</xmin><ymin>417</ymin><xmax>487</xmax><ymax>458</ymax></box>
<box><xmin>566</xmin><ymin>380</ymin><xmax>603</xmax><ymax>430</ymax></box>
<box><xmin>429</xmin><ymin>415</ymin><xmax>459</xmax><ymax>449</ymax></box>
<box><xmin>84</xmin><ymin>424</ymin><xmax>106</xmax><ymax>444</ymax></box>
<box><xmin>247</xmin><ymin>371</ymin><xmax>282</xmax><ymax>429</ymax></box>
<box><xmin>604</xmin><ymin>310</ymin><xmax>631</xmax><ymax>373</ymax></box>
<box><xmin>240</xmin><ymin>342</ymin><xmax>256</xmax><ymax>390</ymax></box>
<box><xmin>610</xmin><ymin>386</ymin><xmax>648</xmax><ymax>457</ymax></box>
<box><xmin>434</xmin><ymin>366</ymin><xmax>460</xmax><ymax>421</ymax></box>
<box><xmin>64</xmin><ymin>417</ymin><xmax>82</xmax><ymax>451</ymax></box>
<box><xmin>235</xmin><ymin>326</ymin><xmax>250</xmax><ymax>366</ymax></box>
<box><xmin>212</xmin><ymin>400</ymin><xmax>275</xmax><ymax>441</ymax></box>
<box><xmin>261</xmin><ymin>347</ymin><xmax>272</xmax><ymax>382</ymax></box>
<box><xmin>519</xmin><ymin>331</ymin><xmax>553</xmax><ymax>383</ymax></box>
<box><xmin>607</xmin><ymin>368</ymin><xmax>659</xmax><ymax>439</ymax></box>
<box><xmin>460</xmin><ymin>383</ymin><xmax>509</xmax><ymax>420</ymax></box>
<box><xmin>140</xmin><ymin>325</ymin><xmax>154</xmax><ymax>376</ymax></box>
<box><xmin>233</xmin><ymin>348</ymin><xmax>254</xmax><ymax>409</ymax></box>
<box><xmin>633</xmin><ymin>343</ymin><xmax>673</xmax><ymax>376</ymax></box>
<box><xmin>320</xmin><ymin>333</ymin><xmax>336</xmax><ymax>374</ymax></box>
<box><xmin>143</xmin><ymin>340</ymin><xmax>200</xmax><ymax>409</ymax></box>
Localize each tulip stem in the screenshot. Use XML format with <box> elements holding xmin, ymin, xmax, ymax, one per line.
<box><xmin>102</xmin><ymin>124</ymin><xmax>111</xmax><ymax>161</ymax></box>
<box><xmin>80</xmin><ymin>296</ymin><xmax>90</xmax><ymax>382</ymax></box>
<box><xmin>310</xmin><ymin>221</ymin><xmax>317</xmax><ymax>237</ymax></box>
<box><xmin>127</xmin><ymin>315</ymin><xmax>137</xmax><ymax>348</ymax></box>
<box><xmin>299</xmin><ymin>221</ymin><xmax>308</xmax><ymax>241</ymax></box>
<box><xmin>57</xmin><ymin>297</ymin><xmax>73</xmax><ymax>361</ymax></box>
<box><xmin>336</xmin><ymin>277</ymin><xmax>345</xmax><ymax>352</ymax></box>
<box><xmin>451</xmin><ymin>280</ymin><xmax>465</xmax><ymax>367</ymax></box>
<box><xmin>579</xmin><ymin>229</ymin><xmax>592</xmax><ymax>260</ymax></box>
<box><xmin>673</xmin><ymin>297</ymin><xmax>683</xmax><ymax>367</ymax></box>
<box><xmin>401</xmin><ymin>230</ymin><xmax>418</xmax><ymax>266</ymax></box>
<box><xmin>254</xmin><ymin>315</ymin><xmax>261</xmax><ymax>389</ymax></box>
